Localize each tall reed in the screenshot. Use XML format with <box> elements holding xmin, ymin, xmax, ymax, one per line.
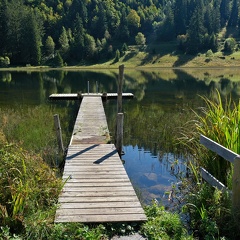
<box><xmin>180</xmin><ymin>90</ymin><xmax>240</xmax><ymax>186</ymax></box>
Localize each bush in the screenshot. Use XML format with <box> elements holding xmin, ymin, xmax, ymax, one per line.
<box><xmin>205</xmin><ymin>49</ymin><xmax>213</xmax><ymax>58</ymax></box>
<box><xmin>0</xmin><ymin>56</ymin><xmax>10</xmax><ymax>67</ymax></box>
<box><xmin>223</xmin><ymin>38</ymin><xmax>236</xmax><ymax>53</ymax></box>
<box><xmin>0</xmin><ymin>135</ymin><xmax>62</xmax><ymax>234</ymax></box>
<box><xmin>141</xmin><ymin>201</ymin><xmax>192</xmax><ymax>239</ymax></box>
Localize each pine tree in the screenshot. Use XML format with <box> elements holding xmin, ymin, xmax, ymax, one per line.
<box><xmin>174</xmin><ymin>0</ymin><xmax>187</xmax><ymax>35</ymax></box>
<box><xmin>59</xmin><ymin>27</ymin><xmax>69</xmax><ymax>56</ymax></box>
<box><xmin>20</xmin><ymin>11</ymin><xmax>42</xmax><ymax>65</ymax></box>
<box><xmin>45</xmin><ymin>36</ymin><xmax>55</xmax><ymax>57</ymax></box>
<box><xmin>220</xmin><ymin>0</ymin><xmax>231</xmax><ymax>27</ymax></box>
<box><xmin>72</xmin><ymin>14</ymin><xmax>85</xmax><ymax>61</ymax></box>
<box><xmin>187</xmin><ymin>2</ymin><xmax>206</xmax><ymax>54</ymax></box>
<box><xmin>228</xmin><ymin>0</ymin><xmax>239</xmax><ymax>27</ymax></box>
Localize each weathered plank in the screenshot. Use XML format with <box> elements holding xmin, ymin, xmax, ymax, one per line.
<box><xmin>200</xmin><ymin>135</ymin><xmax>237</xmax><ymax>163</ymax></box>
<box><xmin>200</xmin><ymin>167</ymin><xmax>228</xmax><ymax>192</ymax></box>
<box><xmin>55</xmin><ymin>214</ymin><xmax>147</xmax><ymax>223</ymax></box>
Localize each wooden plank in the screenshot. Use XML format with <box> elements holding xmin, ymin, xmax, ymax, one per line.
<box><xmin>56</xmin><ymin>208</ymin><xmax>144</xmax><ymax>215</ymax></box>
<box><xmin>62</xmin><ymin>186</ymin><xmax>135</xmax><ymax>191</ymax></box>
<box><xmin>62</xmin><ymin>178</ymin><xmax>131</xmax><ymax>183</ymax></box>
<box><xmin>200</xmin><ymin>134</ymin><xmax>237</xmax><ymax>163</ymax></box>
<box><xmin>62</xmin><ymin>174</ymin><xmax>130</xmax><ymax>179</ymax></box>
<box><xmin>57</xmin><ymin>202</ymin><xmax>143</xmax><ymax>209</ymax></box>
<box><xmin>58</xmin><ymin>196</ymin><xmax>141</xmax><ymax>203</ymax></box>
<box><xmin>59</xmin><ymin>191</ymin><xmax>137</xmax><ymax>197</ymax></box>
<box><xmin>55</xmin><ymin>214</ymin><xmax>147</xmax><ymax>223</ymax></box>
<box><xmin>200</xmin><ymin>167</ymin><xmax>228</xmax><ymax>192</ymax></box>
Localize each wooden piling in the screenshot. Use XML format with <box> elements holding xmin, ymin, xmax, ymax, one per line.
<box><xmin>54</xmin><ymin>114</ymin><xmax>64</xmax><ymax>153</ymax></box>
<box><xmin>117</xmin><ymin>65</ymin><xmax>124</xmax><ymax>113</ymax></box>
<box><xmin>116</xmin><ymin>113</ymin><xmax>124</xmax><ymax>156</ymax></box>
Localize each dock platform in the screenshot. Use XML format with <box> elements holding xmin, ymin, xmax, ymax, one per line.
<box><xmin>49</xmin><ymin>93</ymin><xmax>134</xmax><ymax>101</ymax></box>
<box><xmin>55</xmin><ymin>96</ymin><xmax>146</xmax><ymax>223</ymax></box>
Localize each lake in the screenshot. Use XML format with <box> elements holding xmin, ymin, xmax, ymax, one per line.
<box><xmin>1</xmin><ymin>68</ymin><xmax>240</xmax><ymax>205</ymax></box>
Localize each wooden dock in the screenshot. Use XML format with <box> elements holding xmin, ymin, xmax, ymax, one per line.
<box><xmin>49</xmin><ymin>93</ymin><xmax>134</xmax><ymax>101</ymax></box>
<box><xmin>55</xmin><ymin>96</ymin><xmax>146</xmax><ymax>223</ymax></box>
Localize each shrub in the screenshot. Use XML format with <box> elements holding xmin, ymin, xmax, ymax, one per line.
<box><xmin>0</xmin><ymin>56</ymin><xmax>10</xmax><ymax>67</ymax></box>
<box><xmin>223</xmin><ymin>38</ymin><xmax>236</xmax><ymax>53</ymax></box>
<box><xmin>0</xmin><ymin>136</ymin><xmax>62</xmax><ymax>234</ymax></box>
<box><xmin>141</xmin><ymin>201</ymin><xmax>192</xmax><ymax>239</ymax></box>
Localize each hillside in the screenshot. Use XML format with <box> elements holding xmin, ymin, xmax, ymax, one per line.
<box><xmin>1</xmin><ymin>0</ymin><xmax>240</xmax><ymax>67</ymax></box>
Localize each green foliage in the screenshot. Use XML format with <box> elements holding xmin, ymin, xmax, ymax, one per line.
<box><xmin>135</xmin><ymin>32</ymin><xmax>146</xmax><ymax>46</ymax></box>
<box><xmin>0</xmin><ymin>135</ymin><xmax>62</xmax><ymax>233</ymax></box>
<box><xmin>179</xmin><ymin>90</ymin><xmax>240</xmax><ymax>186</ymax></box>
<box><xmin>141</xmin><ymin>201</ymin><xmax>192</xmax><ymax>240</ymax></box>
<box><xmin>223</xmin><ymin>37</ymin><xmax>236</xmax><ymax>53</ymax></box>
<box><xmin>0</xmin><ymin>0</ymin><xmax>239</xmax><ymax>64</ymax></box>
<box><xmin>45</xmin><ymin>36</ymin><xmax>55</xmax><ymax>57</ymax></box>
<box><xmin>178</xmin><ymin>90</ymin><xmax>240</xmax><ymax>238</ymax></box>
<box><xmin>113</xmin><ymin>49</ymin><xmax>120</xmax><ymax>63</ymax></box>
<box><xmin>52</xmin><ymin>52</ymin><xmax>64</xmax><ymax>67</ymax></box>
<box><xmin>0</xmin><ymin>56</ymin><xmax>10</xmax><ymax>67</ymax></box>
<box><xmin>0</xmin><ymin>106</ymin><xmax>70</xmax><ymax>165</ymax></box>
<box><xmin>205</xmin><ymin>49</ymin><xmax>213</xmax><ymax>58</ymax></box>
<box><xmin>182</xmin><ymin>182</ymin><xmax>234</xmax><ymax>239</ymax></box>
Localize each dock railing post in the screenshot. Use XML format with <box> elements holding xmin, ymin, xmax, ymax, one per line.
<box><xmin>54</xmin><ymin>114</ymin><xmax>64</xmax><ymax>154</ymax></box>
<box><xmin>116</xmin><ymin>113</ymin><xmax>124</xmax><ymax>156</ymax></box>
<box><xmin>232</xmin><ymin>156</ymin><xmax>240</xmax><ymax>215</ymax></box>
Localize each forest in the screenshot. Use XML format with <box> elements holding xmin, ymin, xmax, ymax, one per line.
<box><xmin>0</xmin><ymin>0</ymin><xmax>239</xmax><ymax>66</ymax></box>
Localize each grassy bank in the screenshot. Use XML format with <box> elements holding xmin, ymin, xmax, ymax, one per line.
<box><xmin>2</xmin><ymin>42</ymin><xmax>240</xmax><ymax>71</ymax></box>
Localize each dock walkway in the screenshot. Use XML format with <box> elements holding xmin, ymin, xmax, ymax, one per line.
<box><xmin>55</xmin><ymin>96</ymin><xmax>146</xmax><ymax>223</ymax></box>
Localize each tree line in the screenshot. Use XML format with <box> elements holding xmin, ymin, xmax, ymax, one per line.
<box><xmin>0</xmin><ymin>0</ymin><xmax>239</xmax><ymax>66</ymax></box>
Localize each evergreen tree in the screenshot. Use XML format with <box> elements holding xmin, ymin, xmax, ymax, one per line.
<box><xmin>53</xmin><ymin>51</ymin><xmax>64</xmax><ymax>67</ymax></box>
<box><xmin>0</xmin><ymin>0</ymin><xmax>8</xmax><ymax>55</ymax></box>
<box><xmin>220</xmin><ymin>0</ymin><xmax>231</xmax><ymax>27</ymax></box>
<box><xmin>174</xmin><ymin>0</ymin><xmax>187</xmax><ymax>35</ymax></box>
<box><xmin>228</xmin><ymin>0</ymin><xmax>239</xmax><ymax>27</ymax></box>
<box><xmin>72</xmin><ymin>14</ymin><xmax>85</xmax><ymax>61</ymax></box>
<box><xmin>20</xmin><ymin>11</ymin><xmax>42</xmax><ymax>65</ymax></box>
<box><xmin>45</xmin><ymin>36</ymin><xmax>55</xmax><ymax>57</ymax></box>
<box><xmin>59</xmin><ymin>26</ymin><xmax>69</xmax><ymax>56</ymax></box>
<box><xmin>5</xmin><ymin>0</ymin><xmax>24</xmax><ymax>63</ymax></box>
<box><xmin>84</xmin><ymin>34</ymin><xmax>96</xmax><ymax>60</ymax></box>
<box><xmin>159</xmin><ymin>4</ymin><xmax>175</xmax><ymax>41</ymax></box>
<box><xmin>187</xmin><ymin>1</ymin><xmax>206</xmax><ymax>54</ymax></box>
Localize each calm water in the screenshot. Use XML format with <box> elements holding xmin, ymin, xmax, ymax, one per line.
<box><xmin>1</xmin><ymin>68</ymin><xmax>240</xmax><ymax>205</ymax></box>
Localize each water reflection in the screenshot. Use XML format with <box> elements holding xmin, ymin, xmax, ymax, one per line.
<box><xmin>1</xmin><ymin>69</ymin><xmax>240</xmax><ymax>205</ymax></box>
<box><xmin>123</xmin><ymin>145</ymin><xmax>186</xmax><ymax>205</ymax></box>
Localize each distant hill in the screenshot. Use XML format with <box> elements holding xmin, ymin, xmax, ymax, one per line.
<box><xmin>0</xmin><ymin>0</ymin><xmax>240</xmax><ymax>67</ymax></box>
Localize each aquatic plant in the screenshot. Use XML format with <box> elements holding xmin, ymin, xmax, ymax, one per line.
<box><xmin>179</xmin><ymin>90</ymin><xmax>240</xmax><ymax>186</ymax></box>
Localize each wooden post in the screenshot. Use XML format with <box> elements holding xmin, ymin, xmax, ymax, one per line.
<box><xmin>232</xmin><ymin>156</ymin><xmax>240</xmax><ymax>213</ymax></box>
<box><xmin>54</xmin><ymin>114</ymin><xmax>64</xmax><ymax>154</ymax></box>
<box><xmin>116</xmin><ymin>113</ymin><xmax>124</xmax><ymax>156</ymax></box>
<box><xmin>88</xmin><ymin>81</ymin><xmax>90</xmax><ymax>95</ymax></box>
<box><xmin>117</xmin><ymin>65</ymin><xmax>124</xmax><ymax>113</ymax></box>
